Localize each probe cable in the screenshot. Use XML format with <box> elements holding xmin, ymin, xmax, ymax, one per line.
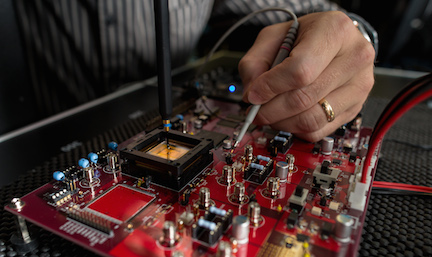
<box><xmin>361</xmin><ymin>73</ymin><xmax>432</xmax><ymax>184</ymax></box>
<box><xmin>195</xmin><ymin>7</ymin><xmax>298</xmax><ymax>79</ymax></box>
<box><xmin>194</xmin><ymin>8</ymin><xmax>299</xmax><ymax>148</ymax></box>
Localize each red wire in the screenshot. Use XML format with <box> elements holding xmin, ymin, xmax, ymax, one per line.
<box><xmin>373</xmin><ymin>181</ymin><xmax>432</xmax><ymax>193</ymax></box>
<box><xmin>361</xmin><ymin>89</ymin><xmax>432</xmax><ymax>184</ymax></box>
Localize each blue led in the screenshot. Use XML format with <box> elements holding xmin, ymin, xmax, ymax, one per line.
<box><xmin>88</xmin><ymin>152</ymin><xmax>98</xmax><ymax>164</ymax></box>
<box><xmin>108</xmin><ymin>141</ymin><xmax>118</xmax><ymax>151</ymax></box>
<box><xmin>228</xmin><ymin>84</ymin><xmax>236</xmax><ymax>93</ymax></box>
<box><xmin>53</xmin><ymin>171</ymin><xmax>65</xmax><ymax>181</ymax></box>
<box><xmin>176</xmin><ymin>114</ymin><xmax>184</xmax><ymax>120</ymax></box>
<box><xmin>78</xmin><ymin>158</ymin><xmax>90</xmax><ymax>168</ymax></box>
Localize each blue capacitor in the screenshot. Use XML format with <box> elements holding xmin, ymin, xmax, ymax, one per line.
<box><xmin>198</xmin><ymin>219</ymin><xmax>216</xmax><ymax>231</ymax></box>
<box><xmin>257</xmin><ymin>155</ymin><xmax>271</xmax><ymax>162</ymax></box>
<box><xmin>176</xmin><ymin>114</ymin><xmax>184</xmax><ymax>120</ymax></box>
<box><xmin>210</xmin><ymin>206</ymin><xmax>227</xmax><ymax>216</ymax></box>
<box><xmin>88</xmin><ymin>152</ymin><xmax>98</xmax><ymax>164</ymax></box>
<box><xmin>53</xmin><ymin>171</ymin><xmax>65</xmax><ymax>181</ymax></box>
<box><xmin>274</xmin><ymin>136</ymin><xmax>287</xmax><ymax>142</ymax></box>
<box><xmin>250</xmin><ymin>163</ymin><xmax>264</xmax><ymax>170</ymax></box>
<box><xmin>108</xmin><ymin>141</ymin><xmax>118</xmax><ymax>151</ymax></box>
<box><xmin>78</xmin><ymin>158</ymin><xmax>90</xmax><ymax>168</ymax></box>
<box><xmin>279</xmin><ymin>131</ymin><xmax>292</xmax><ymax>136</ymax></box>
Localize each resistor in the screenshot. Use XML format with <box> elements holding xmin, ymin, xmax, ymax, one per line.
<box><xmin>209</xmin><ymin>206</ymin><xmax>227</xmax><ymax>216</ymax></box>
<box><xmin>250</xmin><ymin>163</ymin><xmax>264</xmax><ymax>170</ymax></box>
<box><xmin>257</xmin><ymin>155</ymin><xmax>271</xmax><ymax>162</ymax></box>
<box><xmin>198</xmin><ymin>219</ymin><xmax>217</xmax><ymax>231</ymax></box>
<box><xmin>274</xmin><ymin>136</ymin><xmax>287</xmax><ymax>142</ymax></box>
<box><xmin>279</xmin><ymin>131</ymin><xmax>291</xmax><ymax>137</ymax></box>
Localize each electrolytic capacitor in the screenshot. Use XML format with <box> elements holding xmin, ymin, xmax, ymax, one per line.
<box><xmin>286</xmin><ymin>154</ymin><xmax>295</xmax><ymax>171</ymax></box>
<box><xmin>244</xmin><ymin>145</ymin><xmax>253</xmax><ymax>161</ymax></box>
<box><xmin>232</xmin><ymin>182</ymin><xmax>246</xmax><ymax>203</ymax></box>
<box><xmin>223</xmin><ymin>139</ymin><xmax>232</xmax><ymax>150</ymax></box>
<box><xmin>275</xmin><ymin>161</ymin><xmax>289</xmax><ymax>182</ymax></box>
<box><xmin>248</xmin><ymin>202</ymin><xmax>261</xmax><ymax>227</ymax></box>
<box><xmin>321</xmin><ymin>137</ymin><xmax>334</xmax><ymax>155</ymax></box>
<box><xmin>216</xmin><ymin>241</ymin><xmax>233</xmax><ymax>257</ymax></box>
<box><xmin>232</xmin><ymin>215</ymin><xmax>250</xmax><ymax>244</ymax></box>
<box><xmin>160</xmin><ymin>221</ymin><xmax>178</xmax><ymax>247</ymax></box>
<box><xmin>107</xmin><ymin>152</ymin><xmax>118</xmax><ymax>171</ymax></box>
<box><xmin>320</xmin><ymin>184</ymin><xmax>332</xmax><ymax>196</ymax></box>
<box><xmin>194</xmin><ymin>119</ymin><xmax>203</xmax><ymax>129</ymax></box>
<box><xmin>266</xmin><ymin>177</ymin><xmax>280</xmax><ymax>198</ymax></box>
<box><xmin>334</xmin><ymin>214</ymin><xmax>354</xmax><ymax>243</ymax></box>
<box><xmin>199</xmin><ymin>187</ymin><xmax>211</xmax><ymax>209</ymax></box>
<box><xmin>180</xmin><ymin>120</ymin><xmax>187</xmax><ymax>134</ymax></box>
<box><xmin>222</xmin><ymin>165</ymin><xmax>235</xmax><ymax>185</ymax></box>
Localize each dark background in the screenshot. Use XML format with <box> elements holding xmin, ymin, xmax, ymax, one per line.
<box><xmin>1</xmin><ymin>0</ymin><xmax>432</xmax><ymax>135</ymax></box>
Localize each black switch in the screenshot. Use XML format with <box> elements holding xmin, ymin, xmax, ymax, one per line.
<box><xmin>287</xmin><ymin>212</ymin><xmax>299</xmax><ymax>229</ymax></box>
<box><xmin>321</xmin><ymin>160</ymin><xmax>331</xmax><ymax>174</ymax></box>
<box><xmin>294</xmin><ymin>186</ymin><xmax>304</xmax><ymax>197</ymax></box>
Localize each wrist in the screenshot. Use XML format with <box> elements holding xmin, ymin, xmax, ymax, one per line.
<box><xmin>347</xmin><ymin>13</ymin><xmax>379</xmax><ymax>60</ymax></box>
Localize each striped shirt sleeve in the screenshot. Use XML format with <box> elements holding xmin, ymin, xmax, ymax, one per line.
<box><xmin>14</xmin><ymin>0</ymin><xmax>340</xmax><ymax>117</ymax></box>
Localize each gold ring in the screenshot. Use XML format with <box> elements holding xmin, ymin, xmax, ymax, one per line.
<box><xmin>319</xmin><ymin>98</ymin><xmax>335</xmax><ymax>122</ymax></box>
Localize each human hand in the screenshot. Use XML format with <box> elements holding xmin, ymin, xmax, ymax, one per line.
<box><xmin>239</xmin><ymin>11</ymin><xmax>375</xmax><ymax>142</ymax></box>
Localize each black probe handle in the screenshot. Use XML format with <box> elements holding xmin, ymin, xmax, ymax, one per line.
<box><xmin>154</xmin><ymin>0</ymin><xmax>172</xmax><ymax>121</ymax></box>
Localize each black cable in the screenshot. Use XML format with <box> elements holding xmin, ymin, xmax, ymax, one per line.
<box><xmin>371</xmin><ymin>188</ymin><xmax>432</xmax><ymax>197</ymax></box>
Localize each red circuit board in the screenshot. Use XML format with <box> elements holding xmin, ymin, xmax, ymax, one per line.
<box><xmin>5</xmin><ymin>99</ymin><xmax>373</xmax><ymax>257</ymax></box>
